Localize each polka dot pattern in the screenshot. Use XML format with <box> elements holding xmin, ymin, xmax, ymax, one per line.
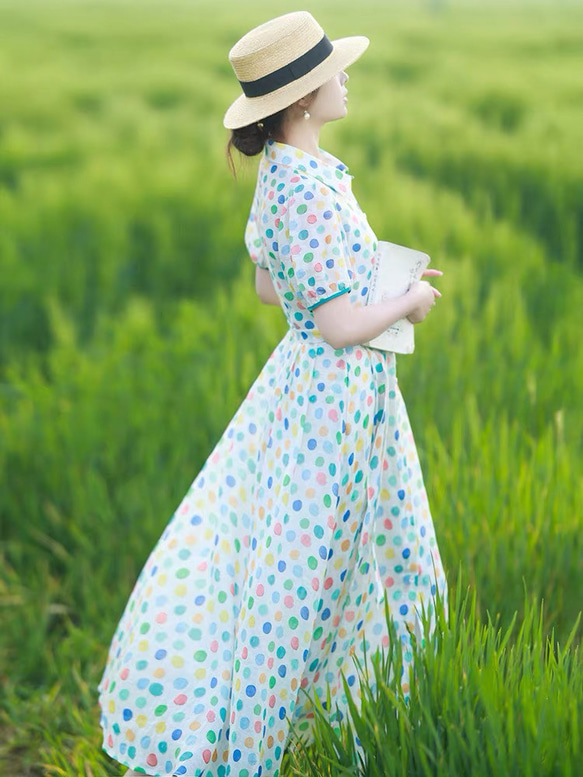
<box><xmin>97</xmin><ymin>139</ymin><xmax>448</xmax><ymax>776</ymax></box>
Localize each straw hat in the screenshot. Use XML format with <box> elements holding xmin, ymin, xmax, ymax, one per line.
<box><xmin>223</xmin><ymin>11</ymin><xmax>369</xmax><ymax>130</ymax></box>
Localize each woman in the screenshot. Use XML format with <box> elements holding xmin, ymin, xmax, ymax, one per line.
<box><xmin>97</xmin><ymin>11</ymin><xmax>448</xmax><ymax>777</ymax></box>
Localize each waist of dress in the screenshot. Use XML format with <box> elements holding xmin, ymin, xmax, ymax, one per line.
<box><xmin>286</xmin><ymin>327</ymin><xmax>393</xmax><ymax>360</ymax></box>
<box><xmin>287</xmin><ymin>327</ymin><xmax>344</xmax><ymax>349</ymax></box>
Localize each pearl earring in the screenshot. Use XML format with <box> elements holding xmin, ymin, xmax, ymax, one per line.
<box><xmin>303</xmin><ymin>110</ymin><xmax>310</xmax><ymax>120</ymax></box>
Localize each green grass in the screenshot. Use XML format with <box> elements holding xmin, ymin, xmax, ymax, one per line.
<box><xmin>283</xmin><ymin>576</ymin><xmax>582</xmax><ymax>776</ymax></box>
<box><xmin>0</xmin><ymin>0</ymin><xmax>581</xmax><ymax>774</ymax></box>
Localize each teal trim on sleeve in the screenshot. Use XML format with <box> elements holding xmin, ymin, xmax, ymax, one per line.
<box><xmin>307</xmin><ymin>286</ymin><xmax>351</xmax><ymax>312</ymax></box>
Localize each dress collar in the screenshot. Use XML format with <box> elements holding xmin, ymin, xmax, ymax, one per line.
<box><xmin>263</xmin><ymin>138</ymin><xmax>353</xmax><ymax>196</ymax></box>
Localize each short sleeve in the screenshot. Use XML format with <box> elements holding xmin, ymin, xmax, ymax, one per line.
<box><xmin>244</xmin><ymin>171</ymin><xmax>270</xmax><ymax>270</ymax></box>
<box><xmin>282</xmin><ymin>181</ymin><xmax>352</xmax><ymax>311</ymax></box>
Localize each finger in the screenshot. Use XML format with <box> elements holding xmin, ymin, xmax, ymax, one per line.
<box><xmin>422</xmin><ymin>269</ymin><xmax>443</xmax><ymax>276</ymax></box>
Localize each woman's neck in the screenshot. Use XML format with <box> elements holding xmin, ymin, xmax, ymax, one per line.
<box><xmin>271</xmin><ymin>122</ymin><xmax>323</xmax><ymax>161</ymax></box>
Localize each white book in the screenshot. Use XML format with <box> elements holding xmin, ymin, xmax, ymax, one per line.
<box><xmin>363</xmin><ymin>240</ymin><xmax>431</xmax><ymax>354</ymax></box>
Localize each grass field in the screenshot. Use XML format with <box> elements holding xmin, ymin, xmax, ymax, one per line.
<box><xmin>0</xmin><ymin>0</ymin><xmax>582</xmax><ymax>774</ymax></box>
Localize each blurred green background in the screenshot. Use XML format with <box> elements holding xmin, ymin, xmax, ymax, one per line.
<box><xmin>0</xmin><ymin>0</ymin><xmax>581</xmax><ymax>773</ymax></box>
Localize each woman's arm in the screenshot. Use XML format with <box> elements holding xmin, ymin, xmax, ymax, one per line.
<box><xmin>312</xmin><ymin>275</ymin><xmax>441</xmax><ymax>349</ymax></box>
<box><xmin>255</xmin><ymin>266</ymin><xmax>281</xmax><ymax>306</ymax></box>
<box><xmin>312</xmin><ymin>292</ymin><xmax>417</xmax><ymax>349</ymax></box>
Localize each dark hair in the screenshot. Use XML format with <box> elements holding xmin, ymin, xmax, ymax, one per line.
<box><xmin>225</xmin><ymin>87</ymin><xmax>320</xmax><ymax>178</ymax></box>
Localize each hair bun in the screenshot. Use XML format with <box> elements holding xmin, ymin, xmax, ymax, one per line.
<box><xmin>231</xmin><ymin>122</ymin><xmax>268</xmax><ymax>157</ymax></box>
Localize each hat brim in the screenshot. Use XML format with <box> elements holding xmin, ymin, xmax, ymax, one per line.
<box><xmin>223</xmin><ymin>35</ymin><xmax>370</xmax><ymax>130</ymax></box>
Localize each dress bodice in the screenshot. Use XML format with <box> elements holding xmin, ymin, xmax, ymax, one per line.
<box><xmin>245</xmin><ymin>139</ymin><xmax>379</xmax><ymax>344</ymax></box>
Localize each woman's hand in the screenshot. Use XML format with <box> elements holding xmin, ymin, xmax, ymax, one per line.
<box><xmin>421</xmin><ymin>268</ymin><xmax>444</xmax><ymax>281</ymax></box>
<box><xmin>406</xmin><ymin>269</ymin><xmax>443</xmax><ymax>324</ymax></box>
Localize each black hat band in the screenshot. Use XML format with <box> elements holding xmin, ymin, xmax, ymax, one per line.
<box><xmin>238</xmin><ymin>35</ymin><xmax>334</xmax><ymax>98</ymax></box>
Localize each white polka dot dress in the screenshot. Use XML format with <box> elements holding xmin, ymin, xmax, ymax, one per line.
<box><xmin>97</xmin><ymin>139</ymin><xmax>449</xmax><ymax>777</ymax></box>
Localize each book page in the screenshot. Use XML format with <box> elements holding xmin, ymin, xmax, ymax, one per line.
<box><xmin>364</xmin><ymin>240</ymin><xmax>430</xmax><ymax>354</ymax></box>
